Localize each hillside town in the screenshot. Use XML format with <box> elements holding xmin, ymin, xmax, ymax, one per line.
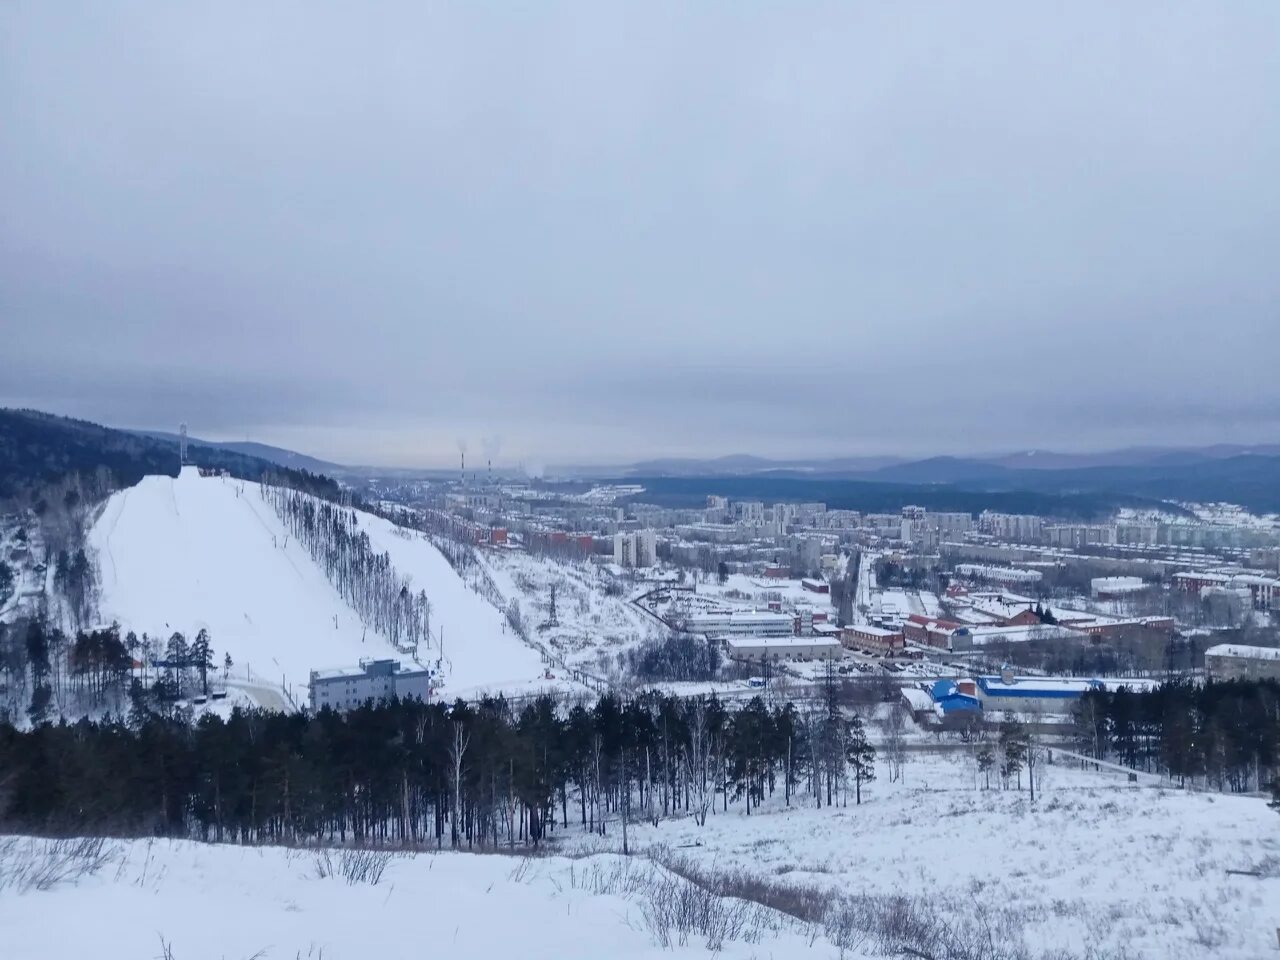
<box><xmin>345</xmin><ymin>471</ymin><xmax>1280</xmax><ymax>720</ymax></box>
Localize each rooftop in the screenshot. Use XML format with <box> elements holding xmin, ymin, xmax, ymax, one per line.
<box><xmin>1204</xmin><ymin>643</ymin><xmax>1280</xmax><ymax>662</ymax></box>
<box><xmin>976</xmin><ymin>676</ymin><xmax>1102</xmax><ymax>697</ymax></box>
<box><xmin>723</xmin><ymin>635</ymin><xmax>841</xmax><ymax>649</ymax></box>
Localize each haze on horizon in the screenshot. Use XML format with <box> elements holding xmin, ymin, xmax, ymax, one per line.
<box><xmin>3</xmin><ymin>2</ymin><xmax>1279</xmax><ymax>470</ymax></box>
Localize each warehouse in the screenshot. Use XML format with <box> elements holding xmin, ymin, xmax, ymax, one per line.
<box><xmin>723</xmin><ymin>635</ymin><xmax>842</xmax><ymax>662</ymax></box>
<box><xmin>683</xmin><ymin>610</ymin><xmax>797</xmax><ymax>637</ymax></box>
<box><xmin>974</xmin><ymin>673</ymin><xmax>1102</xmax><ymax>715</ymax></box>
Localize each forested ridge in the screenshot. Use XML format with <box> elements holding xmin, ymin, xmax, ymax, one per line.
<box><xmin>0</xmin><ymin>408</ymin><xmax>344</xmax><ymax>503</ymax></box>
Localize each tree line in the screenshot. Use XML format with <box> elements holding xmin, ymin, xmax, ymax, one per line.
<box><xmin>0</xmin><ymin>689</ymin><xmax>875</xmax><ymax>848</ymax></box>
<box><xmin>261</xmin><ymin>482</ymin><xmax>432</xmax><ymax>657</ymax></box>
<box><xmin>0</xmin><ymin>620</ymin><xmax>236</xmax><ymax>726</ymax></box>
<box><xmin>1073</xmin><ymin>678</ymin><xmax>1280</xmax><ymax>793</ymax></box>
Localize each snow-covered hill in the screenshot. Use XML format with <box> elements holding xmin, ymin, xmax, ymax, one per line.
<box><xmin>89</xmin><ymin>468</ymin><xmax>546</xmax><ymax>698</ymax></box>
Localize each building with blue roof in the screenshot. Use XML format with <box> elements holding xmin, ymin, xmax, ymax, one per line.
<box><xmin>974</xmin><ymin>674</ymin><xmax>1102</xmax><ymax>714</ymax></box>
<box><xmin>928</xmin><ymin>678</ymin><xmax>981</xmax><ymax>715</ymax></box>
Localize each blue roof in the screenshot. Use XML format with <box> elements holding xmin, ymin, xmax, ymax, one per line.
<box><xmin>937</xmin><ymin>694</ymin><xmax>981</xmax><ymax>714</ymax></box>
<box><xmin>975</xmin><ymin>677</ymin><xmax>1103</xmax><ymax>699</ymax></box>
<box><xmin>928</xmin><ymin>679</ymin><xmax>981</xmax><ymax>714</ymax></box>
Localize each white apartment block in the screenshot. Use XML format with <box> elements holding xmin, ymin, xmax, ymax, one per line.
<box><xmin>614</xmin><ymin>529</ymin><xmax>657</xmax><ymax>567</ymax></box>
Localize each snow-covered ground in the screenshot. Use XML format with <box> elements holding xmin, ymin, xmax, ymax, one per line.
<box><xmin>563</xmin><ymin>751</ymin><xmax>1280</xmax><ymax>960</ymax></box>
<box><xmin>89</xmin><ymin>469</ymin><xmax>550</xmax><ymax>700</ymax></box>
<box><xmin>0</xmin><ymin>515</ymin><xmax>46</xmax><ymax>625</ymax></box>
<box><xmin>693</xmin><ymin>572</ymin><xmax>836</xmax><ymax>612</ymax></box>
<box><xmin>351</xmin><ymin>518</ymin><xmax>548</xmax><ymax>696</ymax></box>
<box><xmin>0</xmin><ymin>836</ymin><xmax>844</xmax><ymax>960</ymax></box>
<box><xmin>475</xmin><ymin>549</ymin><xmax>666</xmax><ymax>677</ymax></box>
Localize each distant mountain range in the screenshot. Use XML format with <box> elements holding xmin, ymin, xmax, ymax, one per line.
<box><xmin>562</xmin><ymin>444</ymin><xmax>1280</xmax><ymax>514</ymax></box>
<box><xmin>0</xmin><ymin>409</ymin><xmax>343</xmax><ymax>502</ymax></box>
<box><xmin>563</xmin><ymin>443</ymin><xmax>1280</xmax><ymax>480</ymax></box>
<box><xmin>130</xmin><ymin>430</ymin><xmax>347</xmax><ymax>475</ymax></box>
<box><xmin>8</xmin><ymin>407</ymin><xmax>1280</xmax><ymax>515</ymax></box>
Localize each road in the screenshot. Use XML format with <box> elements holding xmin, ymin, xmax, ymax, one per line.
<box><xmin>225</xmin><ymin>678</ymin><xmax>296</xmax><ymax>713</ymax></box>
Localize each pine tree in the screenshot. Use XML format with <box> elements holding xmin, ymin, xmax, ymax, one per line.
<box><xmin>976</xmin><ymin>745</ymin><xmax>995</xmax><ymax>789</ymax></box>
<box><xmin>192</xmin><ymin>629</ymin><xmax>214</xmax><ymax>696</ymax></box>
<box><xmin>166</xmin><ymin>631</ymin><xmax>189</xmax><ymax>699</ymax></box>
<box><xmin>846</xmin><ymin>714</ymin><xmax>876</xmax><ymax>805</ymax></box>
<box><xmin>999</xmin><ymin>718</ymin><xmax>1028</xmax><ymax>790</ymax></box>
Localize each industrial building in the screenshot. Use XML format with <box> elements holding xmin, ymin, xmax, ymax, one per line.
<box><xmin>948</xmin><ymin>623</ymin><xmax>1085</xmax><ymax>652</ymax></box>
<box><xmin>309</xmin><ymin>658</ymin><xmax>432</xmax><ymax>712</ymax></box>
<box><xmin>954</xmin><ymin>564</ymin><xmax>1043</xmax><ymax>588</ymax></box>
<box><xmin>1090</xmin><ymin>576</ymin><xmax>1148</xmax><ymax>599</ymax></box>
<box><xmin>723</xmin><ymin>635</ymin><xmax>841</xmax><ymax>662</ymax></box>
<box><xmin>973</xmin><ymin>674</ymin><xmax>1103</xmax><ymax>714</ymax></box>
<box><xmin>683</xmin><ymin>610</ymin><xmax>798</xmax><ymax>637</ymax></box>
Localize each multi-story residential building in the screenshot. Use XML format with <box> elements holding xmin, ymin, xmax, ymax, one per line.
<box><xmin>614</xmin><ymin>529</ymin><xmax>657</xmax><ymax>567</ymax></box>
<box><xmin>1204</xmin><ymin>644</ymin><xmax>1280</xmax><ymax>681</ymax></box>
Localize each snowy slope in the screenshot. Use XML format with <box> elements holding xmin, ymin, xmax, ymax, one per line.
<box><xmin>354</xmin><ymin>515</ymin><xmax>547</xmax><ymax>695</ymax></box>
<box><xmin>89</xmin><ymin>469</ymin><xmax>546</xmax><ymax>698</ymax></box>
<box><xmin>566</xmin><ymin>752</ymin><xmax>1280</xmax><ymax>960</ymax></box>
<box><xmin>0</xmin><ymin>838</ymin><xmax>845</xmax><ymax>960</ymax></box>
<box><xmin>90</xmin><ymin>468</ymin><xmax>401</xmax><ymax>693</ymax></box>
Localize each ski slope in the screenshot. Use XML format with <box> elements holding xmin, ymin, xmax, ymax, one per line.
<box><xmin>346</xmin><ymin>510</ymin><xmax>550</xmax><ymax>696</ymax></box>
<box><xmin>90</xmin><ymin>468</ymin><xmax>546</xmax><ymax>698</ymax></box>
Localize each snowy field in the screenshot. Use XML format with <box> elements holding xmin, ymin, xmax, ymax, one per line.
<box><xmin>694</xmin><ymin>572</ymin><xmax>836</xmax><ymax>612</ymax></box>
<box><xmin>89</xmin><ymin>470</ymin><xmax>550</xmax><ymax>700</ymax></box>
<box><xmin>563</xmin><ymin>752</ymin><xmax>1280</xmax><ymax>960</ymax></box>
<box><xmin>476</xmin><ymin>549</ymin><xmax>666</xmax><ymax>677</ymax></box>
<box><xmin>0</xmin><ymin>837</ymin><xmax>845</xmax><ymax>960</ymax></box>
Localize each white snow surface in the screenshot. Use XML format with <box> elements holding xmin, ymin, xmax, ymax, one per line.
<box><xmin>564</xmin><ymin>752</ymin><xmax>1280</xmax><ymax>960</ymax></box>
<box><xmin>89</xmin><ymin>470</ymin><xmax>545</xmax><ymax>697</ymax></box>
<box><xmin>0</xmin><ymin>838</ymin><xmax>844</xmax><ymax>960</ymax></box>
<box><xmin>351</xmin><ymin>513</ymin><xmax>548</xmax><ymax>695</ymax></box>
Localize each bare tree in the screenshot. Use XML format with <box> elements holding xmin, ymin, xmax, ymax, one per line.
<box><xmin>449</xmin><ymin>719</ymin><xmax>470</xmax><ymax>847</ymax></box>
<box><xmin>682</xmin><ymin>700</ymin><xmax>715</xmax><ymax>827</ymax></box>
<box><xmin>884</xmin><ymin>702</ymin><xmax>907</xmax><ymax>783</ymax></box>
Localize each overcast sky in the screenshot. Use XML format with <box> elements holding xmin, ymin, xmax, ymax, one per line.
<box><xmin>3</xmin><ymin>3</ymin><xmax>1279</xmax><ymax>468</ymax></box>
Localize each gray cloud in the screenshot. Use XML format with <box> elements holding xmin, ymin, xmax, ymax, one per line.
<box><xmin>2</xmin><ymin>2</ymin><xmax>1278</xmax><ymax>467</ymax></box>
